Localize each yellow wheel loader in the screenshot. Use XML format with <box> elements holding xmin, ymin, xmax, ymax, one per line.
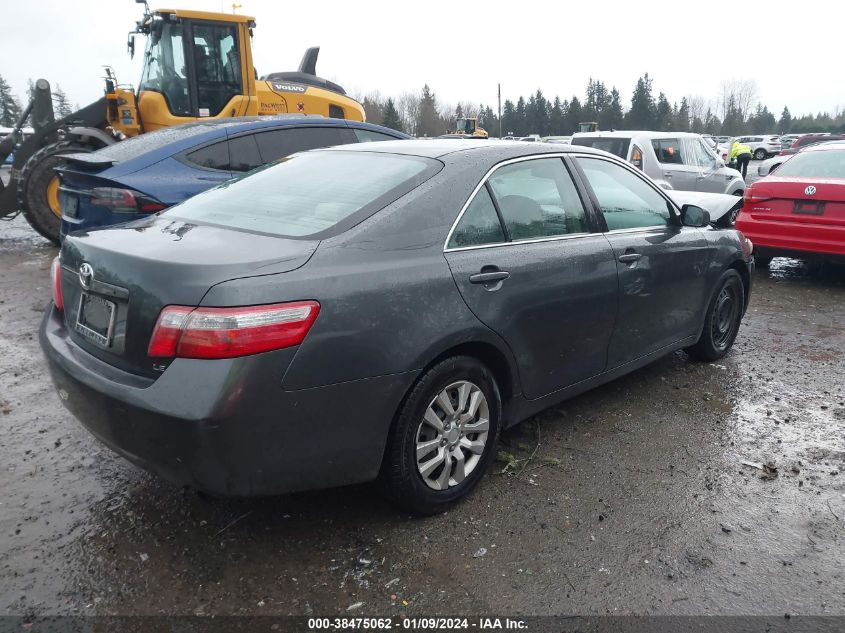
<box><xmin>0</xmin><ymin>4</ymin><xmax>365</xmax><ymax>244</ymax></box>
<box><xmin>453</xmin><ymin>118</ymin><xmax>488</xmax><ymax>138</ymax></box>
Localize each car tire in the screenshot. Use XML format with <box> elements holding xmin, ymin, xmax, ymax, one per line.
<box><xmin>754</xmin><ymin>148</ymin><xmax>767</xmax><ymax>160</ymax></box>
<box><xmin>686</xmin><ymin>269</ymin><xmax>745</xmax><ymax>362</ymax></box>
<box><xmin>380</xmin><ymin>356</ymin><xmax>501</xmax><ymax>515</ymax></box>
<box><xmin>19</xmin><ymin>141</ymin><xmax>95</xmax><ymax>245</ymax></box>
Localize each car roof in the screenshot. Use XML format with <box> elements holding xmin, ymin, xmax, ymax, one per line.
<box><xmin>317</xmin><ymin>138</ymin><xmax>607</xmax><ymax>160</ymax></box>
<box><xmin>572</xmin><ymin>130</ymin><xmax>706</xmax><ymax>139</ymax></box>
<box><xmin>804</xmin><ymin>140</ymin><xmax>845</xmax><ymax>152</ymax></box>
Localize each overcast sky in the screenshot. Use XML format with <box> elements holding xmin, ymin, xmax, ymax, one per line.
<box><xmin>1</xmin><ymin>0</ymin><xmax>841</xmax><ymax>118</ymax></box>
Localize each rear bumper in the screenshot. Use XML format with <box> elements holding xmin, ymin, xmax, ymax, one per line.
<box><xmin>40</xmin><ymin>306</ymin><xmax>418</xmax><ymax>496</ymax></box>
<box><xmin>737</xmin><ymin>216</ymin><xmax>845</xmax><ymax>260</ymax></box>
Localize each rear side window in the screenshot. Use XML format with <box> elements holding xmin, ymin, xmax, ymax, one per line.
<box><xmin>165</xmin><ymin>150</ymin><xmax>440</xmax><ymax>238</ymax></box>
<box><xmin>652</xmin><ymin>139</ymin><xmax>683</xmax><ymax>164</ymax></box>
<box><xmin>228</xmin><ymin>134</ymin><xmax>262</xmax><ymax>172</ymax></box>
<box><xmin>93</xmin><ymin>124</ymin><xmax>220</xmax><ymax>162</ymax></box>
<box><xmin>570</xmin><ymin>137</ymin><xmax>631</xmax><ymax>159</ymax></box>
<box><xmin>187</xmin><ymin>141</ymin><xmax>230</xmax><ymax>170</ymax></box>
<box><xmin>576</xmin><ymin>157</ymin><xmax>672</xmax><ymax>230</ymax></box>
<box><xmin>253</xmin><ymin>126</ymin><xmax>356</xmax><ymax>163</ymax></box>
<box><xmin>448</xmin><ymin>186</ymin><xmax>505</xmax><ymax>249</ymax></box>
<box><xmin>487</xmin><ymin>158</ymin><xmax>588</xmax><ymax>239</ymax></box>
<box><xmin>353</xmin><ymin>128</ymin><xmax>401</xmax><ymax>143</ymax></box>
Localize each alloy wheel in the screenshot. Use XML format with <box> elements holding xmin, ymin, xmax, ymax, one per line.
<box><xmin>415</xmin><ymin>380</ymin><xmax>490</xmax><ymax>491</ymax></box>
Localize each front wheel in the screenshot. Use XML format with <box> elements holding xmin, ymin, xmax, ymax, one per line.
<box><xmin>686</xmin><ymin>269</ymin><xmax>745</xmax><ymax>361</ymax></box>
<box><xmin>381</xmin><ymin>356</ymin><xmax>501</xmax><ymax>515</ymax></box>
<box><xmin>754</xmin><ymin>148</ymin><xmax>767</xmax><ymax>160</ymax></box>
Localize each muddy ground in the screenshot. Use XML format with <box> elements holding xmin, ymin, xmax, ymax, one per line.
<box><xmin>1</xmin><ymin>172</ymin><xmax>843</xmax><ymax>617</ymax></box>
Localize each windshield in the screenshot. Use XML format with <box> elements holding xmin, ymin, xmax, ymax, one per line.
<box><xmin>456</xmin><ymin>119</ymin><xmax>475</xmax><ymax>134</ymax></box>
<box><xmin>140</xmin><ymin>21</ymin><xmax>190</xmax><ymax>116</ymax></box>
<box><xmin>164</xmin><ymin>150</ymin><xmax>441</xmax><ymax>238</ymax></box>
<box><xmin>773</xmin><ymin>149</ymin><xmax>845</xmax><ymax>179</ymax></box>
<box><xmin>570</xmin><ymin>137</ymin><xmax>631</xmax><ymax>159</ymax></box>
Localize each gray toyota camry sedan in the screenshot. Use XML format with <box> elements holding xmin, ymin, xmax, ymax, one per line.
<box><xmin>41</xmin><ymin>140</ymin><xmax>753</xmax><ymax>514</ymax></box>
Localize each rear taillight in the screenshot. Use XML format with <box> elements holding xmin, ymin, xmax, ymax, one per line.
<box><xmin>50</xmin><ymin>256</ymin><xmax>64</xmax><ymax>311</ymax></box>
<box><xmin>89</xmin><ymin>187</ymin><xmax>166</xmax><ymax>213</ymax></box>
<box><xmin>148</xmin><ymin>301</ymin><xmax>320</xmax><ymax>359</ymax></box>
<box><xmin>744</xmin><ymin>188</ymin><xmax>772</xmax><ymax>204</ymax></box>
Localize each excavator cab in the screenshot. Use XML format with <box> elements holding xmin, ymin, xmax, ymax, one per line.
<box><xmin>455</xmin><ymin>118</ymin><xmax>477</xmax><ymax>135</ymax></box>
<box><xmin>129</xmin><ymin>9</ymin><xmax>255</xmax><ymax>131</ymax></box>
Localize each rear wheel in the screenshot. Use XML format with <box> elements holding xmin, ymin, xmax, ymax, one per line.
<box><xmin>754</xmin><ymin>148</ymin><xmax>767</xmax><ymax>160</ymax></box>
<box><xmin>19</xmin><ymin>141</ymin><xmax>95</xmax><ymax>244</ymax></box>
<box><xmin>686</xmin><ymin>269</ymin><xmax>745</xmax><ymax>361</ymax></box>
<box><xmin>381</xmin><ymin>356</ymin><xmax>501</xmax><ymax>515</ymax></box>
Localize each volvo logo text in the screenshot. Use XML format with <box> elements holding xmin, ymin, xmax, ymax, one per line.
<box><xmin>78</xmin><ymin>263</ymin><xmax>94</xmax><ymax>289</ymax></box>
<box><xmin>805</xmin><ymin>185</ymin><xmax>817</xmax><ymax>196</ymax></box>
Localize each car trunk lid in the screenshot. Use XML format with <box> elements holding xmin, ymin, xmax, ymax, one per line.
<box><xmin>748</xmin><ymin>177</ymin><xmax>845</xmax><ymax>226</ymax></box>
<box><xmin>59</xmin><ymin>217</ymin><xmax>318</xmax><ymax>377</ymax></box>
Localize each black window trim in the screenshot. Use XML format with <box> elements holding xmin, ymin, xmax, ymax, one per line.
<box><xmin>443</xmin><ymin>154</ymin><xmax>602</xmax><ymax>253</ymax></box>
<box><xmin>566</xmin><ymin>152</ymin><xmax>683</xmax><ymax>234</ymax></box>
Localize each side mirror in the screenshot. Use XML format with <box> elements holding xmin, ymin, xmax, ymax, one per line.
<box><xmin>681</xmin><ymin>204</ymin><xmax>710</xmax><ymax>227</ymax></box>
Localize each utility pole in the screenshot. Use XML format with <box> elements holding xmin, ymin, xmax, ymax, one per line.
<box><xmin>497</xmin><ymin>83</ymin><xmax>502</xmax><ymax>139</ymax></box>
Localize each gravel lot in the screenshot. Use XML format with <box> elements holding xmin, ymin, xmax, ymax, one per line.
<box><xmin>1</xmin><ymin>165</ymin><xmax>844</xmax><ymax>617</ymax></box>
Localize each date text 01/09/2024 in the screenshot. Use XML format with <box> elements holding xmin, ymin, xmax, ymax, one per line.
<box><xmin>306</xmin><ymin>617</ymin><xmax>528</xmax><ymax>630</ymax></box>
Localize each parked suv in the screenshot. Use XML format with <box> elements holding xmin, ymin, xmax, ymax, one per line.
<box><xmin>571</xmin><ymin>131</ymin><xmax>745</xmax><ymax>196</ymax></box>
<box><xmin>734</xmin><ymin>135</ymin><xmax>781</xmax><ymax>160</ymax></box>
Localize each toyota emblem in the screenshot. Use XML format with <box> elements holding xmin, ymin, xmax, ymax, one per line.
<box><xmin>78</xmin><ymin>263</ymin><xmax>94</xmax><ymax>289</ymax></box>
<box><xmin>805</xmin><ymin>185</ymin><xmax>817</xmax><ymax>196</ymax></box>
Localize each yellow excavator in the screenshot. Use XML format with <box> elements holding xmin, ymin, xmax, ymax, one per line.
<box><xmin>0</xmin><ymin>3</ymin><xmax>365</xmax><ymax>243</ymax></box>
<box><xmin>453</xmin><ymin>118</ymin><xmax>488</xmax><ymax>138</ymax></box>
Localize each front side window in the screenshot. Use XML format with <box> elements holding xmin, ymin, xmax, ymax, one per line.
<box><xmin>487</xmin><ymin>158</ymin><xmax>588</xmax><ymax>239</ymax></box>
<box><xmin>576</xmin><ymin>157</ymin><xmax>673</xmax><ymax>230</ymax></box>
<box><xmin>652</xmin><ymin>138</ymin><xmax>684</xmax><ymax>165</ymax></box>
<box><xmin>140</xmin><ymin>22</ymin><xmax>190</xmax><ymax>116</ymax></box>
<box><xmin>448</xmin><ymin>186</ymin><xmax>505</xmax><ymax>249</ymax></box>
<box><xmin>165</xmin><ymin>151</ymin><xmax>440</xmax><ymax>238</ymax></box>
<box><xmin>191</xmin><ymin>23</ymin><xmax>242</xmax><ymax>116</ymax></box>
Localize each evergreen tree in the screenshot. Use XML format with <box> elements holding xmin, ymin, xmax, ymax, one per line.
<box><xmin>362</xmin><ymin>96</ymin><xmax>384</xmax><ymax>125</ymax></box>
<box><xmin>53</xmin><ymin>84</ymin><xmax>74</xmax><ymax>119</ymax></box>
<box><xmin>515</xmin><ymin>96</ymin><xmax>527</xmax><ymax>136</ymax></box>
<box><xmin>417</xmin><ymin>84</ymin><xmax>442</xmax><ymax>137</ymax></box>
<box><xmin>655</xmin><ymin>92</ymin><xmax>672</xmax><ymax>130</ymax></box>
<box><xmin>675</xmin><ymin>97</ymin><xmax>690</xmax><ymax>132</ymax></box>
<box><xmin>549</xmin><ymin>96</ymin><xmax>564</xmax><ymax>134</ymax></box>
<box><xmin>502</xmin><ymin>99</ymin><xmax>517</xmax><ymax>136</ymax></box>
<box><xmin>565</xmin><ymin>96</ymin><xmax>583</xmax><ymax>134</ymax></box>
<box><xmin>381</xmin><ymin>98</ymin><xmax>403</xmax><ymax>132</ymax></box>
<box><xmin>0</xmin><ymin>74</ymin><xmax>22</xmax><ymax>127</ymax></box>
<box><xmin>601</xmin><ymin>88</ymin><xmax>624</xmax><ymax>130</ymax></box>
<box><xmin>626</xmin><ymin>73</ymin><xmax>656</xmax><ymax>129</ymax></box>
<box><xmin>778</xmin><ymin>106</ymin><xmax>792</xmax><ymax>134</ymax></box>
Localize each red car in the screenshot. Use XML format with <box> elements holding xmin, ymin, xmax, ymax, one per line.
<box><xmin>736</xmin><ymin>141</ymin><xmax>845</xmax><ymax>266</ymax></box>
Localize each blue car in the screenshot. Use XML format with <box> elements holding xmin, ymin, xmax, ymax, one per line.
<box><xmin>58</xmin><ymin>116</ymin><xmax>408</xmax><ymax>238</ymax></box>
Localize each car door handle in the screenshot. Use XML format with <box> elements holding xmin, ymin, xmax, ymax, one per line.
<box><xmin>469</xmin><ymin>271</ymin><xmax>510</xmax><ymax>284</ymax></box>
<box><xmin>663</xmin><ymin>172</ymin><xmax>673</xmax><ymax>178</ymax></box>
<box><xmin>617</xmin><ymin>253</ymin><xmax>642</xmax><ymax>264</ymax></box>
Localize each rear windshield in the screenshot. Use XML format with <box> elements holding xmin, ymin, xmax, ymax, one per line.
<box><xmin>164</xmin><ymin>150</ymin><xmax>441</xmax><ymax>238</ymax></box>
<box><xmin>92</xmin><ymin>124</ymin><xmax>224</xmax><ymax>162</ymax></box>
<box><xmin>773</xmin><ymin>149</ymin><xmax>845</xmax><ymax>179</ymax></box>
<box><xmin>570</xmin><ymin>137</ymin><xmax>631</xmax><ymax>159</ymax></box>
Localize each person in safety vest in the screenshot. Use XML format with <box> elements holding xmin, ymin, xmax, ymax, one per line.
<box><xmin>730</xmin><ymin>139</ymin><xmax>753</xmax><ymax>179</ymax></box>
